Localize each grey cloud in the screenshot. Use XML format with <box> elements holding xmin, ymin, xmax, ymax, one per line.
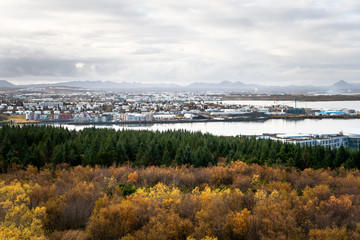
<box><xmin>1</xmin><ymin>0</ymin><xmax>360</xmax><ymax>85</ymax></box>
<box><xmin>0</xmin><ymin>50</ymin><xmax>124</xmax><ymax>78</ymax></box>
<box><xmin>273</xmin><ymin>8</ymin><xmax>330</xmax><ymax>22</ymax></box>
<box><xmin>318</xmin><ymin>22</ymin><xmax>360</xmax><ymax>32</ymax></box>
<box><xmin>204</xmin><ymin>17</ymin><xmax>255</xmax><ymax>29</ymax></box>
<box><xmin>0</xmin><ymin>57</ymin><xmax>78</xmax><ymax>77</ymax></box>
<box><xmin>29</xmin><ymin>1</ymin><xmax>139</xmax><ymax>16</ymax></box>
<box><xmin>132</xmin><ymin>47</ymin><xmax>163</xmax><ymax>55</ymax></box>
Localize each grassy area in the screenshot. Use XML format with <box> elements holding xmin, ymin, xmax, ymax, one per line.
<box><xmin>8</xmin><ymin>115</ymin><xmax>26</xmax><ymax>123</ymax></box>
<box><xmin>6</xmin><ymin>115</ymin><xmax>37</xmax><ymax>124</ymax></box>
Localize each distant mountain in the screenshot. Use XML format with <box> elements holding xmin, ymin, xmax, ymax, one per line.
<box><xmin>187</xmin><ymin>81</ymin><xmax>259</xmax><ymax>90</ymax></box>
<box><xmin>1</xmin><ymin>79</ymin><xmax>360</xmax><ymax>93</ymax></box>
<box><xmin>333</xmin><ymin>80</ymin><xmax>352</xmax><ymax>88</ymax></box>
<box><xmin>0</xmin><ymin>80</ymin><xmax>16</xmax><ymax>88</ymax></box>
<box><xmin>185</xmin><ymin>81</ymin><xmax>325</xmax><ymax>93</ymax></box>
<box><xmin>51</xmin><ymin>80</ymin><xmax>180</xmax><ymax>90</ymax></box>
<box><xmin>0</xmin><ymin>80</ymin><xmax>180</xmax><ymax>91</ymax></box>
<box><xmin>53</xmin><ymin>81</ymin><xmax>137</xmax><ymax>89</ymax></box>
<box><xmin>329</xmin><ymin>80</ymin><xmax>355</xmax><ymax>93</ymax></box>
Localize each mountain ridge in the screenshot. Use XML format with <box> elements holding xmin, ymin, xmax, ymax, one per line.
<box><xmin>0</xmin><ymin>80</ymin><xmax>16</xmax><ymax>88</ymax></box>
<box><xmin>1</xmin><ymin>79</ymin><xmax>360</xmax><ymax>93</ymax></box>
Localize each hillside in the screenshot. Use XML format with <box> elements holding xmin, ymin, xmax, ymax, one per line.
<box><xmin>0</xmin><ymin>79</ymin><xmax>16</xmax><ymax>88</ymax></box>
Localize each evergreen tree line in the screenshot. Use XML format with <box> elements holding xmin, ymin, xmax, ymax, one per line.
<box><xmin>0</xmin><ymin>125</ymin><xmax>359</xmax><ymax>172</ymax></box>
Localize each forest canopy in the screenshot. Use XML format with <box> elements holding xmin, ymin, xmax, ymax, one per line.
<box><xmin>0</xmin><ymin>125</ymin><xmax>359</xmax><ymax>171</ymax></box>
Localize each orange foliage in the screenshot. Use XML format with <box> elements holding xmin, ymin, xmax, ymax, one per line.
<box><xmin>127</xmin><ymin>171</ymin><xmax>139</xmax><ymax>184</ymax></box>
<box><xmin>2</xmin><ymin>161</ymin><xmax>360</xmax><ymax>239</ymax></box>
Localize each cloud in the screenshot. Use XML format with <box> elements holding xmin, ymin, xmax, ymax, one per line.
<box><xmin>0</xmin><ymin>0</ymin><xmax>360</xmax><ymax>85</ymax></box>
<box><xmin>132</xmin><ymin>47</ymin><xmax>163</xmax><ymax>55</ymax></box>
<box><xmin>0</xmin><ymin>57</ymin><xmax>78</xmax><ymax>77</ymax></box>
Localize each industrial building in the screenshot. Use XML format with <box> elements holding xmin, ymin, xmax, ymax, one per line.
<box><xmin>259</xmin><ymin>132</ymin><xmax>360</xmax><ymax>150</ymax></box>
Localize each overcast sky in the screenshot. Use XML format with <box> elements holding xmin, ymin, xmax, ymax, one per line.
<box><xmin>0</xmin><ymin>0</ymin><xmax>360</xmax><ymax>86</ymax></box>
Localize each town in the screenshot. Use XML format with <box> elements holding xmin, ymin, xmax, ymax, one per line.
<box><xmin>0</xmin><ymin>88</ymin><xmax>359</xmax><ymax>124</ymax></box>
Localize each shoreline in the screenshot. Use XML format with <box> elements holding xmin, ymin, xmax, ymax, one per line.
<box><xmin>221</xmin><ymin>94</ymin><xmax>360</xmax><ymax>101</ymax></box>
<box><xmin>2</xmin><ymin>114</ymin><xmax>360</xmax><ymax>126</ymax></box>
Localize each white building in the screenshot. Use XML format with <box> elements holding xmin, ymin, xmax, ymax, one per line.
<box><xmin>39</xmin><ymin>102</ymin><xmax>63</xmax><ymax>107</ymax></box>
<box><xmin>153</xmin><ymin>114</ymin><xmax>176</xmax><ymax>120</ymax></box>
<box><xmin>119</xmin><ymin>113</ymin><xmax>153</xmax><ymax>122</ymax></box>
<box><xmin>184</xmin><ymin>113</ymin><xmax>196</xmax><ymax>119</ymax></box>
<box><xmin>259</xmin><ymin>132</ymin><xmax>360</xmax><ymax>150</ymax></box>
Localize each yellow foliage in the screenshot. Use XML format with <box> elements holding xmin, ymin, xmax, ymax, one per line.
<box><xmin>104</xmin><ymin>176</ymin><xmax>118</xmax><ymax>192</ymax></box>
<box><xmin>303</xmin><ymin>184</ymin><xmax>331</xmax><ymax>202</ymax></box>
<box><xmin>0</xmin><ymin>181</ymin><xmax>46</xmax><ymax>240</ymax></box>
<box><xmin>231</xmin><ymin>208</ymin><xmax>251</xmax><ymax>237</ymax></box>
<box><xmin>251</xmin><ymin>174</ymin><xmax>260</xmax><ymax>184</ymax></box>
<box><xmin>187</xmin><ymin>236</ymin><xmax>218</xmax><ymax>240</ymax></box>
<box><xmin>134</xmin><ymin>183</ymin><xmax>181</xmax><ymax>207</ymax></box>
<box><xmin>94</xmin><ymin>195</ymin><xmax>110</xmax><ymax>211</ymax></box>
<box><xmin>121</xmin><ymin>234</ymin><xmax>136</xmax><ymax>240</ymax></box>
<box><xmin>3</xmin><ymin>163</ymin><xmax>360</xmax><ymax>240</ymax></box>
<box><xmin>254</xmin><ymin>189</ymin><xmax>267</xmax><ymax>202</ymax></box>
<box><xmin>269</xmin><ymin>189</ymin><xmax>280</xmax><ymax>200</ymax></box>
<box><xmin>309</xmin><ymin>226</ymin><xmax>349</xmax><ymax>240</ymax></box>
<box><xmin>86</xmin><ymin>200</ymin><xmax>137</xmax><ymax>239</ymax></box>
<box><xmin>194</xmin><ymin>209</ymin><xmax>214</xmax><ymax>238</ymax></box>
<box><xmin>135</xmin><ymin>211</ymin><xmax>193</xmax><ymax>240</ymax></box>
